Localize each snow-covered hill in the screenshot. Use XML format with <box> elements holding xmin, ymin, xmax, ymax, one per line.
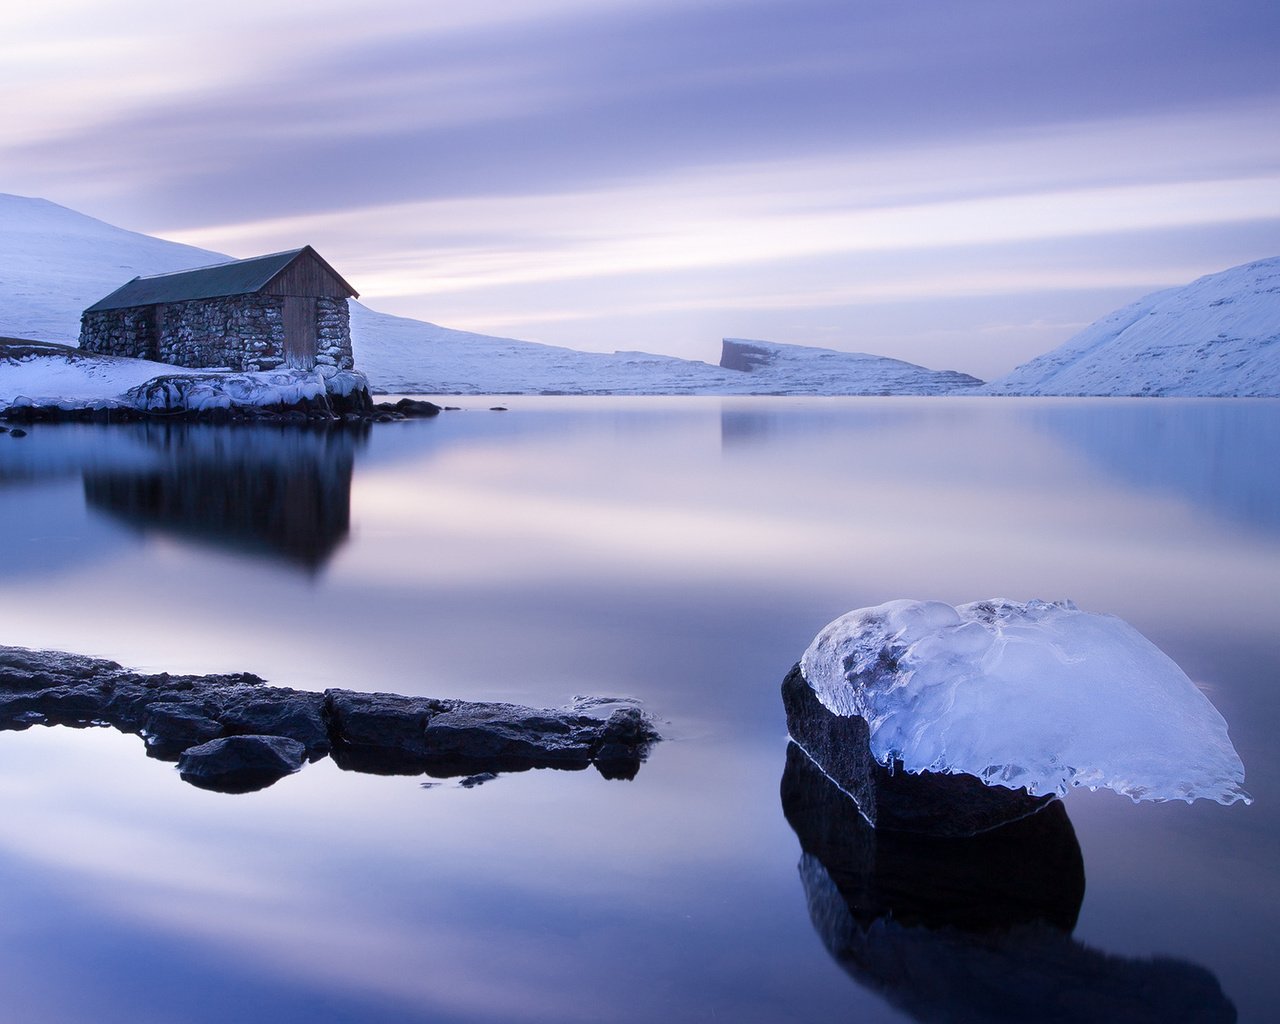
<box><xmin>351</xmin><ymin>304</ymin><xmax>745</xmax><ymax>395</ymax></box>
<box><xmin>0</xmin><ymin>193</ymin><xmax>977</xmax><ymax>396</ymax></box>
<box><xmin>982</xmin><ymin>258</ymin><xmax>1280</xmax><ymax>397</ymax></box>
<box><xmin>0</xmin><ymin>194</ymin><xmax>226</xmax><ymax>343</ymax></box>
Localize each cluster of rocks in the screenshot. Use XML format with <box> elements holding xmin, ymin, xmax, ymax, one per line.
<box><xmin>0</xmin><ymin>645</ymin><xmax>659</xmax><ymax>793</ymax></box>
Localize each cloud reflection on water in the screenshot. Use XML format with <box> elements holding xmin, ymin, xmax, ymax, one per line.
<box><xmin>0</xmin><ymin>398</ymin><xmax>1276</xmax><ymax>1021</ymax></box>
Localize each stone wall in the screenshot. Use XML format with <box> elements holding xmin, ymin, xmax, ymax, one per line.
<box><xmin>316</xmin><ymin>298</ymin><xmax>354</xmax><ymax>369</ymax></box>
<box><xmin>80</xmin><ymin>308</ymin><xmax>158</xmax><ymax>361</ymax></box>
<box><xmin>155</xmin><ymin>296</ymin><xmax>286</xmax><ymax>371</ymax></box>
<box><xmin>80</xmin><ymin>295</ymin><xmax>355</xmax><ymax>372</ymax></box>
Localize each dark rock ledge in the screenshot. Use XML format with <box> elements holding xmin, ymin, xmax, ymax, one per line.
<box><xmin>0</xmin><ymin>395</ymin><xmax>443</xmax><ymax>427</ymax></box>
<box><xmin>0</xmin><ymin>645</ymin><xmax>659</xmax><ymax>794</ymax></box>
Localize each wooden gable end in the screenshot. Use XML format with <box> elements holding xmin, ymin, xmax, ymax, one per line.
<box><xmin>263</xmin><ymin>248</ymin><xmax>358</xmax><ymax>300</ymax></box>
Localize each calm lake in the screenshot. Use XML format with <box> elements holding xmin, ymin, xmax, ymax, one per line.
<box><xmin>0</xmin><ymin>396</ymin><xmax>1276</xmax><ymax>1023</ymax></box>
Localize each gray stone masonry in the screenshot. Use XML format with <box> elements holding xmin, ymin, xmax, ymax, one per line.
<box><xmin>79</xmin><ymin>307</ymin><xmax>157</xmax><ymax>361</ymax></box>
<box><xmin>80</xmin><ymin>295</ymin><xmax>350</xmax><ymax>372</ymax></box>
<box><xmin>154</xmin><ymin>296</ymin><xmax>286</xmax><ymax>371</ymax></box>
<box><xmin>316</xmin><ymin>297</ymin><xmax>354</xmax><ymax>369</ymax></box>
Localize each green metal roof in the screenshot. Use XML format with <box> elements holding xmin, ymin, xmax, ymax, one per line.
<box><xmin>84</xmin><ymin>246</ymin><xmax>357</xmax><ymax>312</ymax></box>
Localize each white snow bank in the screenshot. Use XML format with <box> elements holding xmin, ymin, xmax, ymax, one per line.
<box><xmin>800</xmin><ymin>599</ymin><xmax>1249</xmax><ymax>805</ymax></box>
<box><xmin>0</xmin><ymin>343</ymin><xmax>187</xmax><ymax>407</ymax></box>
<box><xmin>1</xmin><ymin>341</ymin><xmax>368</xmax><ymax>412</ymax></box>
<box><xmin>124</xmin><ymin>369</ymin><xmax>323</xmax><ymax>411</ymax></box>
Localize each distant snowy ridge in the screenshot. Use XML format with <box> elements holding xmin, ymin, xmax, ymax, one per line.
<box><xmin>1</xmin><ymin>192</ymin><xmax>977</xmax><ymax>396</ymax></box>
<box><xmin>350</xmin><ymin>303</ymin><xmax>745</xmax><ymax>395</ymax></box>
<box><xmin>720</xmin><ymin>338</ymin><xmax>982</xmax><ymax>395</ymax></box>
<box><xmin>982</xmin><ymin>257</ymin><xmax>1280</xmax><ymax>397</ymax></box>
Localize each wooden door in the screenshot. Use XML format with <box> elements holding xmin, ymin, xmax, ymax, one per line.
<box><xmin>283</xmin><ymin>295</ymin><xmax>317</xmax><ymax>370</ymax></box>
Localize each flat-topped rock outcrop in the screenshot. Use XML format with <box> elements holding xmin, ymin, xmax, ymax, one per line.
<box><xmin>0</xmin><ymin>645</ymin><xmax>659</xmax><ymax>793</ymax></box>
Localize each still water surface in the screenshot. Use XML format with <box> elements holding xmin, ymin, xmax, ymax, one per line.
<box><xmin>0</xmin><ymin>397</ymin><xmax>1276</xmax><ymax>1023</ymax></box>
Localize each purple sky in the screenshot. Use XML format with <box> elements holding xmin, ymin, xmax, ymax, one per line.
<box><xmin>4</xmin><ymin>0</ymin><xmax>1279</xmax><ymax>376</ymax></box>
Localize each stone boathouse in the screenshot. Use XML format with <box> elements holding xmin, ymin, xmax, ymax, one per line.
<box><xmin>79</xmin><ymin>247</ymin><xmax>359</xmax><ymax>372</ymax></box>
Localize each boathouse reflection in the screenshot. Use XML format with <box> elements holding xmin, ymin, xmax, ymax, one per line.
<box><xmin>83</xmin><ymin>422</ymin><xmax>366</xmax><ymax>571</ymax></box>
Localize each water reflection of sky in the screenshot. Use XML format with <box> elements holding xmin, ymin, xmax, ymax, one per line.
<box><xmin>0</xmin><ymin>398</ymin><xmax>1277</xmax><ymax>1022</ymax></box>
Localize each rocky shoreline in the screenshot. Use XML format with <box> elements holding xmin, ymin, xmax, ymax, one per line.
<box><xmin>0</xmin><ymin>393</ymin><xmax>445</xmax><ymax>426</ymax></box>
<box><xmin>0</xmin><ymin>645</ymin><xmax>659</xmax><ymax>792</ymax></box>
<box><xmin>0</xmin><ymin>391</ymin><xmax>442</xmax><ymax>424</ymax></box>
<box><xmin>0</xmin><ymin>339</ymin><xmax>452</xmax><ymax>426</ymax></box>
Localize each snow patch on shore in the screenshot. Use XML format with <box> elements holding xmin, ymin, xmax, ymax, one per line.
<box><xmin>1</xmin><ymin>340</ymin><xmax>366</xmax><ymax>413</ymax></box>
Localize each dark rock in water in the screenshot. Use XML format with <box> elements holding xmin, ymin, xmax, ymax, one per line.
<box><xmin>326</xmin><ymin>689</ymin><xmax>661</xmax><ymax>779</ymax></box>
<box><xmin>781</xmin><ymin>662</ymin><xmax>1052</xmax><ymax>836</ymax></box>
<box><xmin>219</xmin><ymin>690</ymin><xmax>330</xmax><ymax>758</ymax></box>
<box><xmin>781</xmin><ymin>741</ymin><xmax>1237</xmax><ymax>1024</ymax></box>
<box><xmin>178</xmin><ymin>735</ymin><xmax>307</xmax><ymax>793</ymax></box>
<box><xmin>9</xmin><ymin>428</ymin><xmax>26</xmax><ymax>438</ymax></box>
<box><xmin>423</xmin><ymin>704</ymin><xmax>597</xmax><ymax>773</ymax></box>
<box><xmin>142</xmin><ymin>703</ymin><xmax>224</xmax><ymax>759</ymax></box>
<box><xmin>368</xmin><ymin>398</ymin><xmax>442</xmax><ymax>419</ymax></box>
<box><xmin>326</xmin><ymin>689</ymin><xmax>455</xmax><ymax>774</ymax></box>
<box><xmin>592</xmin><ymin>708</ymin><xmax>657</xmax><ymax>781</ymax></box>
<box><xmin>392</xmin><ymin>398</ymin><xmax>441</xmax><ymax>418</ymax></box>
<box><xmin>781</xmin><ymin>741</ymin><xmax>1084</xmax><ymax>933</ymax></box>
<box><xmin>489</xmin><ymin>406</ymin><xmax>508</xmax><ymax>411</ymax></box>
<box><xmin>0</xmin><ymin>645</ymin><xmax>660</xmax><ymax>791</ymax></box>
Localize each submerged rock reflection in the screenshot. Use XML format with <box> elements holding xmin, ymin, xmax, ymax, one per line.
<box><xmin>780</xmin><ymin>743</ymin><xmax>1237</xmax><ymax>1023</ymax></box>
<box><xmin>83</xmin><ymin>422</ymin><xmax>366</xmax><ymax>570</ymax></box>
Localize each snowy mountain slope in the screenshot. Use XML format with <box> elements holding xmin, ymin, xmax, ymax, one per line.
<box><xmin>349</xmin><ymin>303</ymin><xmax>745</xmax><ymax>394</ymax></box>
<box><xmin>982</xmin><ymin>258</ymin><xmax>1280</xmax><ymax>396</ymax></box>
<box><xmin>350</xmin><ymin>311</ymin><xmax>982</xmax><ymax>394</ymax></box>
<box><xmin>1</xmin><ymin>192</ymin><xmax>978</xmax><ymax>395</ymax></box>
<box><xmin>0</xmin><ymin>194</ymin><xmax>226</xmax><ymax>344</ymax></box>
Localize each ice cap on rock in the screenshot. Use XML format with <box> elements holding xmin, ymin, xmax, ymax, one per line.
<box><xmin>800</xmin><ymin>599</ymin><xmax>1250</xmax><ymax>805</ymax></box>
